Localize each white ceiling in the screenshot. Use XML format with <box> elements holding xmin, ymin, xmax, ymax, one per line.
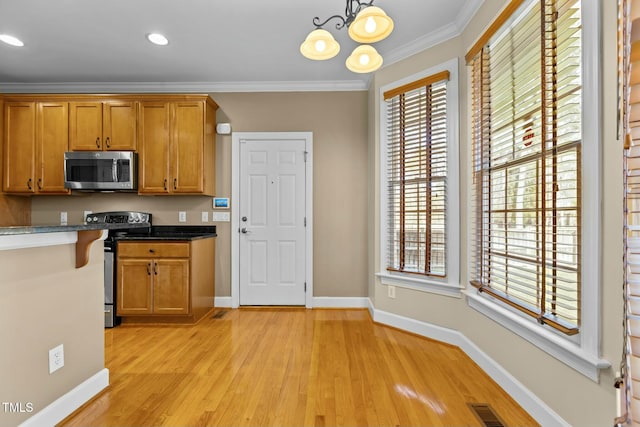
<box><xmin>0</xmin><ymin>0</ymin><xmax>483</xmax><ymax>92</ymax></box>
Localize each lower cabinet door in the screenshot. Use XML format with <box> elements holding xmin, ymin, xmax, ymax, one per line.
<box><xmin>153</xmin><ymin>259</ymin><xmax>189</xmax><ymax>315</ymax></box>
<box><xmin>118</xmin><ymin>259</ymin><xmax>153</xmax><ymax>315</ymax></box>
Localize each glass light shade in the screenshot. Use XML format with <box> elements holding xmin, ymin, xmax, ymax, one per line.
<box><xmin>300</xmin><ymin>29</ymin><xmax>340</xmax><ymax>60</ymax></box>
<box><xmin>348</xmin><ymin>6</ymin><xmax>394</xmax><ymax>43</ymax></box>
<box><xmin>345</xmin><ymin>45</ymin><xmax>383</xmax><ymax>73</ymax></box>
<box><xmin>147</xmin><ymin>33</ymin><xmax>169</xmax><ymax>46</ymax></box>
<box><xmin>0</xmin><ymin>34</ymin><xmax>24</xmax><ymax>47</ymax></box>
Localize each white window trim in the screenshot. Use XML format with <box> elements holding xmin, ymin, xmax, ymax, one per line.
<box><xmin>465</xmin><ymin>0</ymin><xmax>610</xmax><ymax>381</ymax></box>
<box><xmin>378</xmin><ymin>57</ymin><xmax>460</xmax><ymax>295</ymax></box>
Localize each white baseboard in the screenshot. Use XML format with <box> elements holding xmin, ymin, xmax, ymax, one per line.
<box><xmin>371</xmin><ymin>307</ymin><xmax>570</xmax><ymax>427</ymax></box>
<box><xmin>214</xmin><ymin>296</ymin><xmax>233</xmax><ymax>307</ymax></box>
<box><xmin>19</xmin><ymin>368</ymin><xmax>109</xmax><ymax>427</ymax></box>
<box><xmin>312</xmin><ymin>297</ymin><xmax>370</xmax><ymax>308</ymax></box>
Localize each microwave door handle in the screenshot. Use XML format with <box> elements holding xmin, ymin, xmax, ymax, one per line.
<box><xmin>112</xmin><ymin>159</ymin><xmax>118</xmax><ymax>183</ymax></box>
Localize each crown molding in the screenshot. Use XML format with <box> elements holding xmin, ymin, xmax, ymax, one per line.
<box><xmin>381</xmin><ymin>0</ymin><xmax>484</xmax><ymax>69</ymax></box>
<box><xmin>0</xmin><ymin>79</ymin><xmax>368</xmax><ymax>94</ymax></box>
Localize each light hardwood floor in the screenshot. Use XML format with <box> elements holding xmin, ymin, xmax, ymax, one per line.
<box><xmin>60</xmin><ymin>308</ymin><xmax>538</xmax><ymax>427</ymax></box>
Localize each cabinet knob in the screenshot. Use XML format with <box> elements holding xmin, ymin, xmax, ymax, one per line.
<box><xmin>149</xmin><ymin>249</ymin><xmax>155</xmax><ymax>253</ymax></box>
<box><xmin>173</xmin><ymin>178</ymin><xmax>177</xmax><ymax>190</ymax></box>
<box><xmin>153</xmin><ymin>262</ymin><xmax>158</xmax><ymax>275</ymax></box>
<box><xmin>146</xmin><ymin>263</ymin><xmax>151</xmax><ymax>275</ymax></box>
<box><xmin>96</xmin><ymin>137</ymin><xmax>100</xmax><ymax>148</ymax></box>
<box><xmin>37</xmin><ymin>179</ymin><xmax>42</xmax><ymax>190</ymax></box>
<box><xmin>105</xmin><ymin>137</ymin><xmax>110</xmax><ymax>148</ymax></box>
<box><xmin>27</xmin><ymin>178</ymin><xmax>32</xmax><ymax>190</ymax></box>
<box><xmin>163</xmin><ymin>179</ymin><xmax>168</xmax><ymax>191</ymax></box>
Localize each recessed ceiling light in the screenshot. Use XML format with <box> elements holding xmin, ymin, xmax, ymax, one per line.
<box><xmin>0</xmin><ymin>34</ymin><xmax>24</xmax><ymax>47</ymax></box>
<box><xmin>146</xmin><ymin>33</ymin><xmax>168</xmax><ymax>46</ymax></box>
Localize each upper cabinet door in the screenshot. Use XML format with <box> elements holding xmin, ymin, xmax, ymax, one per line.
<box><xmin>37</xmin><ymin>102</ymin><xmax>70</xmax><ymax>194</ymax></box>
<box><xmin>3</xmin><ymin>102</ymin><xmax>36</xmax><ymax>193</ymax></box>
<box><xmin>104</xmin><ymin>101</ymin><xmax>137</xmax><ymax>151</ymax></box>
<box><xmin>172</xmin><ymin>101</ymin><xmax>205</xmax><ymax>193</ymax></box>
<box><xmin>69</xmin><ymin>102</ymin><xmax>103</xmax><ymax>150</ymax></box>
<box><xmin>139</xmin><ymin>102</ymin><xmax>171</xmax><ymax>194</ymax></box>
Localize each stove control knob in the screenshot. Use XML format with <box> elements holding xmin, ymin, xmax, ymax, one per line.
<box><xmin>86</xmin><ymin>217</ymin><xmax>92</xmax><ymax>223</ymax></box>
<box><xmin>92</xmin><ymin>216</ymin><xmax>98</xmax><ymax>222</ymax></box>
<box><xmin>135</xmin><ymin>218</ymin><xmax>140</xmax><ymax>222</ymax></box>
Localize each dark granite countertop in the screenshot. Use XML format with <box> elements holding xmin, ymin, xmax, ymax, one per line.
<box><xmin>0</xmin><ymin>222</ymin><xmax>150</xmax><ymax>236</ymax></box>
<box><xmin>113</xmin><ymin>225</ymin><xmax>217</xmax><ymax>241</ymax></box>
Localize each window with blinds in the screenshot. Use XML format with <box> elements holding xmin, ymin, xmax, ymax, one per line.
<box><xmin>621</xmin><ymin>0</ymin><xmax>640</xmax><ymax>424</ymax></box>
<box><xmin>468</xmin><ymin>0</ymin><xmax>582</xmax><ymax>335</ymax></box>
<box><xmin>384</xmin><ymin>72</ymin><xmax>449</xmax><ymax>277</ymax></box>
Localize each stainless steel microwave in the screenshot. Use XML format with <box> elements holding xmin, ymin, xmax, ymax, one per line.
<box><xmin>64</xmin><ymin>151</ymin><xmax>137</xmax><ymax>191</ymax></box>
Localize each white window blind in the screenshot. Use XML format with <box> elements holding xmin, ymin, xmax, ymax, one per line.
<box><xmin>384</xmin><ymin>72</ymin><xmax>449</xmax><ymax>277</ymax></box>
<box><xmin>469</xmin><ymin>0</ymin><xmax>582</xmax><ymax>335</ymax></box>
<box><xmin>621</xmin><ymin>0</ymin><xmax>640</xmax><ymax>424</ymax></box>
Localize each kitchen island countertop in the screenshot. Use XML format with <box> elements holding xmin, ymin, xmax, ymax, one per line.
<box><xmin>0</xmin><ymin>222</ymin><xmax>150</xmax><ymax>236</ymax></box>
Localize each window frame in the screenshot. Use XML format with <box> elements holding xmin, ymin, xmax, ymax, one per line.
<box><xmin>465</xmin><ymin>0</ymin><xmax>609</xmax><ymax>381</ymax></box>
<box><xmin>378</xmin><ymin>58</ymin><xmax>460</xmax><ymax>297</ymax></box>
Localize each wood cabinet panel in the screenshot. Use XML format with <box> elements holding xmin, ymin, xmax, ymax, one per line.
<box><xmin>117</xmin><ymin>238</ymin><xmax>214</xmax><ymax>323</ymax></box>
<box><xmin>139</xmin><ymin>102</ymin><xmax>171</xmax><ymax>193</ymax></box>
<box><xmin>69</xmin><ymin>102</ymin><xmax>103</xmax><ymax>150</ymax></box>
<box><xmin>139</xmin><ymin>98</ymin><xmax>215</xmax><ymax>195</ymax></box>
<box><xmin>117</xmin><ymin>242</ymin><xmax>189</xmax><ymax>258</ymax></box>
<box><xmin>104</xmin><ymin>101</ymin><xmax>137</xmax><ymax>151</ymax></box>
<box><xmin>172</xmin><ymin>102</ymin><xmax>204</xmax><ymax>193</ymax></box>
<box><xmin>3</xmin><ymin>101</ymin><xmax>69</xmax><ymax>194</ymax></box>
<box><xmin>3</xmin><ymin>103</ymin><xmax>36</xmax><ymax>193</ymax></box>
<box><xmin>70</xmin><ymin>101</ymin><xmax>137</xmax><ymax>151</ymax></box>
<box><xmin>37</xmin><ymin>102</ymin><xmax>69</xmax><ymax>193</ymax></box>
<box><xmin>153</xmin><ymin>259</ymin><xmax>189</xmax><ymax>314</ymax></box>
<box><xmin>117</xmin><ymin>259</ymin><xmax>153</xmax><ymax>315</ymax></box>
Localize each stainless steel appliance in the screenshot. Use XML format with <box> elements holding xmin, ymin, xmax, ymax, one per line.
<box><xmin>87</xmin><ymin>211</ymin><xmax>152</xmax><ymax>327</ymax></box>
<box><xmin>64</xmin><ymin>151</ymin><xmax>137</xmax><ymax>191</ymax></box>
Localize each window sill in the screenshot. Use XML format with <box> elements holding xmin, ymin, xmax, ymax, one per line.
<box><xmin>377</xmin><ymin>271</ymin><xmax>462</xmax><ymax>298</ymax></box>
<box><xmin>464</xmin><ymin>288</ymin><xmax>610</xmax><ymax>381</ymax></box>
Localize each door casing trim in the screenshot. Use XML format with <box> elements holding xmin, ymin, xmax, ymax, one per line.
<box><xmin>231</xmin><ymin>132</ymin><xmax>313</xmax><ymax>308</ymax></box>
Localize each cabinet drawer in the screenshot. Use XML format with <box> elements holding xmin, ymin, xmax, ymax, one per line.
<box><xmin>118</xmin><ymin>242</ymin><xmax>190</xmax><ymax>258</ymax></box>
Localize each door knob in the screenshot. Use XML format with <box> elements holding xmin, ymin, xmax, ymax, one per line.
<box><xmin>241</xmin><ymin>227</ymin><xmax>250</xmax><ymax>234</ymax></box>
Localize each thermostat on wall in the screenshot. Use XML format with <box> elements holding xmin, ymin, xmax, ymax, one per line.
<box><xmin>216</xmin><ymin>123</ymin><xmax>231</xmax><ymax>134</ymax></box>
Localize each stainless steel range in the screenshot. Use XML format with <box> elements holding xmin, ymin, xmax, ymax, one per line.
<box><xmin>86</xmin><ymin>211</ymin><xmax>152</xmax><ymax>327</ymax></box>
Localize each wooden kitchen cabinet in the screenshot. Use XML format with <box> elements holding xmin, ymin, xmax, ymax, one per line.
<box><xmin>117</xmin><ymin>238</ymin><xmax>214</xmax><ymax>323</ymax></box>
<box><xmin>3</xmin><ymin>101</ymin><xmax>70</xmax><ymax>194</ymax></box>
<box><xmin>69</xmin><ymin>101</ymin><xmax>137</xmax><ymax>151</ymax></box>
<box><xmin>138</xmin><ymin>96</ymin><xmax>217</xmax><ymax>195</ymax></box>
<box><xmin>117</xmin><ymin>242</ymin><xmax>190</xmax><ymax>316</ymax></box>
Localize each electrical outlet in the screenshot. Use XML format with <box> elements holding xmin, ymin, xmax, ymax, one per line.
<box><xmin>178</xmin><ymin>211</ymin><xmax>187</xmax><ymax>223</ymax></box>
<box><xmin>48</xmin><ymin>344</ymin><xmax>64</xmax><ymax>374</ymax></box>
<box><xmin>201</xmin><ymin>211</ymin><xmax>209</xmax><ymax>222</ymax></box>
<box><xmin>388</xmin><ymin>285</ymin><xmax>396</xmax><ymax>299</ymax></box>
<box><xmin>60</xmin><ymin>212</ymin><xmax>68</xmax><ymax>225</ymax></box>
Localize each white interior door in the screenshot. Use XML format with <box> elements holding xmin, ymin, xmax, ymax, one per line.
<box><xmin>239</xmin><ymin>137</ymin><xmax>307</xmax><ymax>305</ymax></box>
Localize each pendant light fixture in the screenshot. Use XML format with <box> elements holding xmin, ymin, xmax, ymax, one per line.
<box><xmin>300</xmin><ymin>0</ymin><xmax>393</xmax><ymax>74</ymax></box>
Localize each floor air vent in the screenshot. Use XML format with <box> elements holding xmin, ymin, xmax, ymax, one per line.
<box><xmin>468</xmin><ymin>403</ymin><xmax>506</xmax><ymax>427</ymax></box>
<box><xmin>211</xmin><ymin>310</ymin><xmax>228</xmax><ymax>319</ymax></box>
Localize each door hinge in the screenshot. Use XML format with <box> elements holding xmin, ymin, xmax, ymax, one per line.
<box><xmin>304</xmin><ymin>282</ymin><xmax>307</xmax><ymax>292</ymax></box>
<box><xmin>304</xmin><ymin>217</ymin><xmax>307</xmax><ymax>227</ymax></box>
<box><xmin>303</xmin><ymin>151</ymin><xmax>308</xmax><ymax>162</ymax></box>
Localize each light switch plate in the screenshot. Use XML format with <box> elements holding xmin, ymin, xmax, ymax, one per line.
<box><xmin>178</xmin><ymin>211</ymin><xmax>187</xmax><ymax>223</ymax></box>
<box><xmin>212</xmin><ymin>212</ymin><xmax>230</xmax><ymax>222</ymax></box>
<box><xmin>201</xmin><ymin>211</ymin><xmax>209</xmax><ymax>222</ymax></box>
